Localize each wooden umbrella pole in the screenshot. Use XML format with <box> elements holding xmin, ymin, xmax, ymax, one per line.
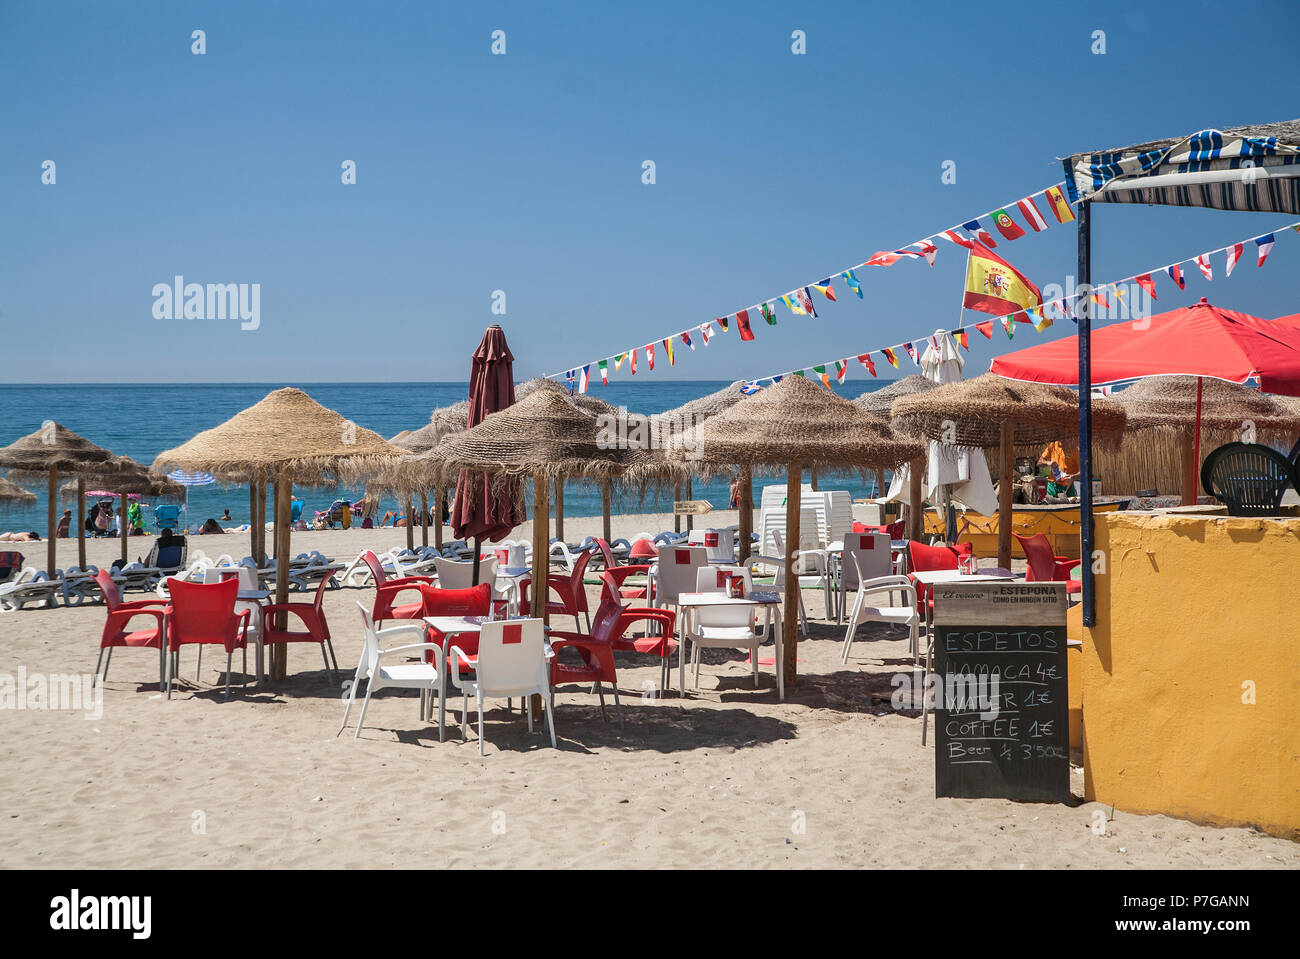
<box><xmin>272</xmin><ymin>471</ymin><xmax>292</xmax><ymax>680</ymax></box>
<box><xmin>738</xmin><ymin>466</ymin><xmax>753</xmax><ymax>563</ymax></box>
<box><xmin>46</xmin><ymin>466</ymin><xmax>58</xmax><ymax>577</ymax></box>
<box><xmin>601</xmin><ymin>478</ymin><xmax>611</xmax><ymax>544</ymax></box>
<box><xmin>405</xmin><ymin>496</ymin><xmax>415</xmax><ymax>551</ymax></box>
<box><xmin>76</xmin><ymin>478</ymin><xmax>86</xmax><ymax>570</ymax></box>
<box><xmin>530</xmin><ymin>471</ymin><xmax>550</xmax><ymax>720</ymax></box>
<box><xmin>810</xmin><ymin>468</ymin><xmax>818</xmax><ymax>491</ymax></box>
<box><xmin>256</xmin><ymin>480</ymin><xmax>266</xmax><ymax>566</ymax></box>
<box><xmin>555</xmin><ymin>481</ymin><xmax>565</xmax><ymax>542</ymax></box>
<box><xmin>685</xmin><ymin>476</ymin><xmax>694</xmax><ymax>533</ymax></box>
<box><xmin>876</xmin><ymin>468</ymin><xmax>887</xmax><ymax>501</ymax></box>
<box><xmin>249</xmin><ymin>483</ymin><xmax>258</xmax><ymax>562</ymax></box>
<box><xmin>782</xmin><ymin>462</ymin><xmax>801</xmax><ymax>690</ymax></box>
<box><xmin>906</xmin><ymin>456</ymin><xmax>924</xmax><ymax>542</ymax></box>
<box><xmin>674</xmin><ymin>481</ymin><xmax>681</xmax><ymax>533</ymax></box>
<box><xmin>120</xmin><ymin>490</ymin><xmax>128</xmax><ymax>565</ymax></box>
<box><xmin>434</xmin><ymin>489</ymin><xmax>444</xmax><ymax>549</ymax></box>
<box><xmin>420</xmin><ymin>493</ymin><xmax>429</xmax><ymax>548</ymax></box>
<box><xmin>998</xmin><ymin>420</ymin><xmax>1015</xmax><ymax>569</ymax></box>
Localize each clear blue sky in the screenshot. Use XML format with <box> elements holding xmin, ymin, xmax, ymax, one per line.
<box><xmin>2</xmin><ymin>0</ymin><xmax>1298</xmax><ymax>384</ymax></box>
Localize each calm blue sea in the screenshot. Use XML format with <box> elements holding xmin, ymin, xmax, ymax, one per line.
<box><xmin>0</xmin><ymin>380</ymin><xmax>897</xmax><ymax>534</ymax></box>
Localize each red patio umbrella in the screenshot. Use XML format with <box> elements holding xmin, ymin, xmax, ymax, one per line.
<box><xmin>452</xmin><ymin>325</ymin><xmax>524</xmax><ymax>580</ymax></box>
<box><xmin>990</xmin><ymin>298</ymin><xmax>1300</xmax><ymax>500</ymax></box>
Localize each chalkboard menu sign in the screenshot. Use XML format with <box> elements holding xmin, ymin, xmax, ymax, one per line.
<box><xmin>932</xmin><ymin>581</ymin><xmax>1069</xmax><ymax>802</ymax></box>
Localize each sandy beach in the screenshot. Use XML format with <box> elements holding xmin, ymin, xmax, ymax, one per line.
<box><xmin>0</xmin><ymin>509</ymin><xmax>1292</xmax><ymax>870</ymax></box>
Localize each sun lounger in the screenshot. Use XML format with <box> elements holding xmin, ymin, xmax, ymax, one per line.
<box><xmin>0</xmin><ymin>568</ymin><xmax>64</xmax><ymax>611</ymax></box>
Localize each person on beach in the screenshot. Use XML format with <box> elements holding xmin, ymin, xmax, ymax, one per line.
<box><xmin>0</xmin><ymin>531</ymin><xmax>40</xmax><ymax>542</ymax></box>
<box><xmin>728</xmin><ymin>472</ymin><xmax>740</xmax><ymax>510</ymax></box>
<box><xmin>127</xmin><ymin>501</ymin><xmax>144</xmax><ymax>535</ymax></box>
<box><xmin>56</xmin><ymin>510</ymin><xmax>72</xmax><ymax>538</ymax></box>
<box><xmin>1038</xmin><ymin>440</ymin><xmax>1080</xmax><ymax>501</ymax></box>
<box><xmin>199</xmin><ymin>518</ymin><xmax>222</xmax><ymax>534</ymax></box>
<box><xmin>221</xmin><ymin>508</ymin><xmax>233</xmax><ymax>522</ymax></box>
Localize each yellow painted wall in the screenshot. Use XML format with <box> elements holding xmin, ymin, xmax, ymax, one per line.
<box><xmin>1081</xmin><ymin>513</ymin><xmax>1300</xmax><ymax>841</ymax></box>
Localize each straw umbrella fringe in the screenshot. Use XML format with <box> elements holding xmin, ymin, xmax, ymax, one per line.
<box><xmin>153</xmin><ymin>388</ymin><xmax>405</xmax><ymax>682</ymax></box>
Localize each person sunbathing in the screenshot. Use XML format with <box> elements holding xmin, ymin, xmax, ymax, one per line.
<box><xmin>0</xmin><ymin>531</ymin><xmax>40</xmax><ymax>542</ymax></box>
<box><xmin>199</xmin><ymin>518</ymin><xmax>223</xmax><ymax>534</ymax></box>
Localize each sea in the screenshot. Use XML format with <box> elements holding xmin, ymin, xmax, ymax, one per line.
<box><xmin>0</xmin><ymin>380</ymin><xmax>898</xmax><ymax>535</ymax></box>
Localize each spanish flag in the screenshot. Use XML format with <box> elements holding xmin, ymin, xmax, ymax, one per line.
<box><xmin>962</xmin><ymin>242</ymin><xmax>1043</xmax><ymax>319</ymax></box>
<box><xmin>1045</xmin><ymin>185</ymin><xmax>1075</xmax><ymax>224</ymax></box>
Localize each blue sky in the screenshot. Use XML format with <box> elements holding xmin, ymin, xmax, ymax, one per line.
<box><xmin>2</xmin><ymin>0</ymin><xmax>1298</xmax><ymax>384</ymax></box>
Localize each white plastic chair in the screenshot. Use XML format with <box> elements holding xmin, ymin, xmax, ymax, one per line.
<box><xmin>835</xmin><ymin>532</ymin><xmax>893</xmax><ymax>625</ymax></box>
<box><xmin>447</xmin><ymin>618</ymin><xmax>555</xmax><ymax>756</ymax></box>
<box><xmin>742</xmin><ymin>553</ymin><xmax>809</xmax><ymax>636</ymax></box>
<box><xmin>772</xmin><ymin>529</ymin><xmax>833</xmax><ymax>618</ymax></box>
<box><xmin>434</xmin><ymin>554</ymin><xmax>498</xmax><ymax>589</ymax></box>
<box><xmin>687</xmin><ymin>528</ymin><xmax>735</xmax><ymax>563</ymax></box>
<box><xmin>684</xmin><ymin>566</ymin><xmax>783</xmax><ymax>700</ymax></box>
<box><xmin>340</xmin><ymin>603</ymin><xmax>448</xmax><ymax>741</ymax></box>
<box><xmin>839</xmin><ymin>553</ymin><xmax>919</xmax><ymax>665</ymax></box>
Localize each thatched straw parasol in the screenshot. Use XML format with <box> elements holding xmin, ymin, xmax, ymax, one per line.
<box><xmin>425</xmin><ymin>388</ymin><xmax>634</xmax><ymax>640</ymax></box>
<box><xmin>852</xmin><ymin>374</ymin><xmax>938</xmax><ymax>417</ymax></box>
<box><xmin>0</xmin><ymin>423</ymin><xmax>126</xmax><ymax>575</ymax></box>
<box><xmin>0</xmin><ymin>473</ymin><xmax>37</xmax><ymax>508</ymax></box>
<box><xmin>153</xmin><ymin>388</ymin><xmax>405</xmax><ymax>681</ymax></box>
<box><xmin>56</xmin><ymin>456</ymin><xmax>187</xmax><ymax>568</ymax></box>
<box><xmin>891</xmin><ymin>373</ymin><xmax>1127</xmax><ymax>566</ymax></box>
<box><xmin>670</xmin><ymin>376</ymin><xmax>925</xmax><ymax>689</ymax></box>
<box><xmin>1112</xmin><ymin>376</ymin><xmax>1300</xmax><ymax>501</ymax></box>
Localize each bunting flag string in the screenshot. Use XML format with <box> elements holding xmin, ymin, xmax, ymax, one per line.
<box><xmin>554</xmin><ymin>210</ymin><xmax>1299</xmax><ymax>392</ymax></box>
<box><xmin>688</xmin><ymin>219</ymin><xmax>1300</xmax><ymax>398</ymax></box>
<box><xmin>547</xmin><ymin>180</ymin><xmax>1087</xmax><ymax>381</ymax></box>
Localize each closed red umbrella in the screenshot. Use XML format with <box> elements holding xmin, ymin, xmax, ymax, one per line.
<box><xmin>452</xmin><ymin>326</ymin><xmax>524</xmax><ymax>577</ymax></box>
<box><xmin>991</xmin><ymin>298</ymin><xmax>1300</xmax><ymax>500</ymax></box>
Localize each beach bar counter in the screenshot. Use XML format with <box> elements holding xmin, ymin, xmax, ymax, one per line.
<box><xmin>1072</xmin><ymin>511</ymin><xmax>1299</xmax><ymax>841</ymax></box>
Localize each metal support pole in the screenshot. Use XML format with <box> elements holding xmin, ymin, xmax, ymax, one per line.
<box><xmin>1077</xmin><ymin>201</ymin><xmax>1096</xmax><ymax>627</ymax></box>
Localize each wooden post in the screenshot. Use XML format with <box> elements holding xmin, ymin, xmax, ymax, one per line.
<box><xmin>1187</xmin><ymin>376</ymin><xmax>1204</xmax><ymax>504</ymax></box>
<box><xmin>120</xmin><ymin>491</ymin><xmax>128</xmax><ymax>565</ymax></box>
<box><xmin>555</xmin><ymin>481</ymin><xmax>565</xmax><ymax>542</ymax></box>
<box><xmin>1180</xmin><ymin>440</ymin><xmax>1198</xmax><ymax>506</ymax></box>
<box><xmin>906</xmin><ymin>457</ymin><xmax>924</xmax><ymax>542</ymax></box>
<box><xmin>601</xmin><ymin>478</ymin><xmax>611</xmax><ymax>543</ymax></box>
<box><xmin>434</xmin><ymin>489</ymin><xmax>444</xmax><ymax>549</ymax></box>
<box><xmin>405</xmin><ymin>496</ymin><xmax>415</xmax><ymax>551</ymax></box>
<box><xmin>46</xmin><ymin>467</ymin><xmax>58</xmax><ymax>576</ymax></box>
<box><xmin>782</xmin><ymin>464</ymin><xmax>801</xmax><ymax>690</ymax></box>
<box><xmin>738</xmin><ymin>466</ymin><xmax>753</xmax><ymax>563</ymax></box>
<box><xmin>685</xmin><ymin>476</ymin><xmax>694</xmax><ymax>533</ymax></box>
<box><xmin>76</xmin><ymin>479</ymin><xmax>86</xmax><ymax>570</ymax></box>
<box><xmin>420</xmin><ymin>493</ymin><xmax>429</xmax><ymax>547</ymax></box>
<box><xmin>673</xmin><ymin>481</ymin><xmax>682</xmax><ymax>533</ymax></box>
<box><xmin>529</xmin><ymin>471</ymin><xmax>550</xmax><ymax>720</ymax></box>
<box><xmin>272</xmin><ymin>471</ymin><xmax>291</xmax><ymax>680</ymax></box>
<box><xmin>249</xmin><ymin>483</ymin><xmax>258</xmax><ymax>562</ymax></box>
<box><xmin>875</xmin><ymin>468</ymin><xmax>887</xmax><ymax>501</ymax></box>
<box><xmin>998</xmin><ymin>420</ymin><xmax>1015</xmax><ymax>570</ymax></box>
<box><xmin>255</xmin><ymin>480</ymin><xmax>267</xmax><ymax>566</ymax></box>
<box><xmin>810</xmin><ymin>468</ymin><xmax>819</xmax><ymax>491</ymax></box>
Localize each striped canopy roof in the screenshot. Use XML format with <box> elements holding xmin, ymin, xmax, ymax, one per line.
<box><xmin>1061</xmin><ymin>120</ymin><xmax>1300</xmax><ymax>213</ymax></box>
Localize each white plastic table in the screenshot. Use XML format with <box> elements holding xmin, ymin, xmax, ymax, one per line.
<box><xmin>674</xmin><ymin>590</ymin><xmax>782</xmax><ymax>695</ymax></box>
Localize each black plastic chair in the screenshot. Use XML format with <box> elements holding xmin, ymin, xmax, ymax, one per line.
<box><xmin>1200</xmin><ymin>442</ymin><xmax>1299</xmax><ymax>517</ymax></box>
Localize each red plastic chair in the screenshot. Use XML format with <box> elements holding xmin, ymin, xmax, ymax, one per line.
<box><xmin>419</xmin><ymin>583</ymin><xmax>491</xmax><ymax>674</ymax></box>
<box><xmin>262</xmin><ymin>571</ymin><xmax>341</xmax><ymax>683</ymax></box>
<box><xmin>363</xmin><ymin>550</ymin><xmax>434</xmax><ymax>627</ymax></box>
<box><xmin>594</xmin><ymin>537</ymin><xmax>651</xmax><ymax>601</ymax></box>
<box><xmin>93</xmin><ymin>568</ymin><xmax>168</xmax><ymax>688</ymax></box>
<box><xmin>548</xmin><ymin>589</ymin><xmax>678</xmax><ymax>722</ymax></box>
<box><xmin>1013</xmin><ymin>533</ymin><xmax>1081</xmax><ymax>597</ymax></box>
<box><xmin>906</xmin><ymin>540</ymin><xmax>974</xmax><ymax>613</ymax></box>
<box><xmin>163</xmin><ymin>577</ymin><xmax>251</xmax><ymax>700</ymax></box>
<box><xmin>542</xmin><ymin>547</ymin><xmax>593</xmax><ymax>631</ymax></box>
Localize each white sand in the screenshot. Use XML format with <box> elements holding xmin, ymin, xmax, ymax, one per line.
<box><xmin>0</xmin><ymin>511</ymin><xmax>1293</xmax><ymax>868</ymax></box>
